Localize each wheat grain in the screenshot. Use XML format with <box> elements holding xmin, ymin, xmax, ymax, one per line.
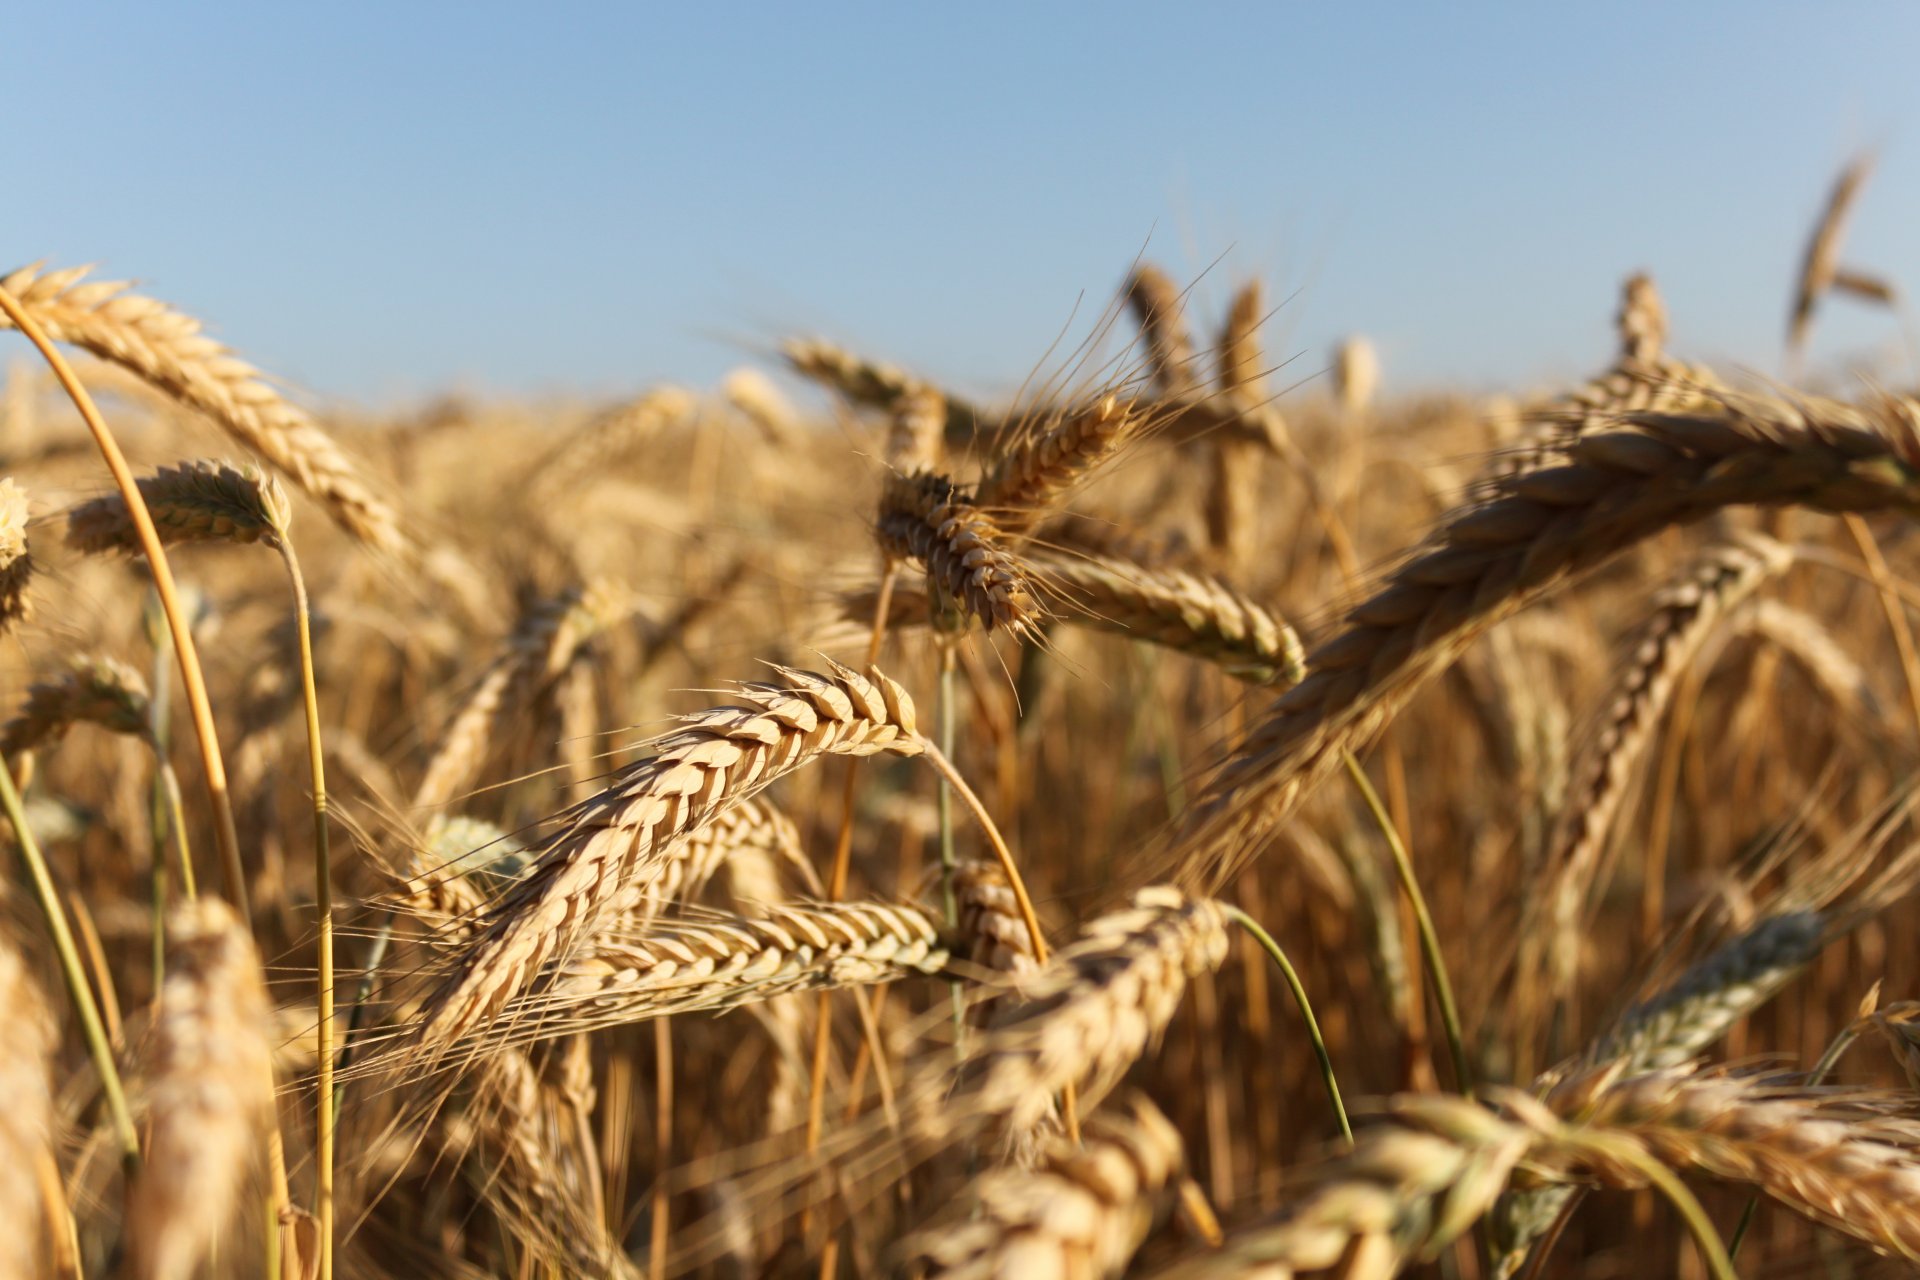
<box><xmin>877</xmin><ymin>471</ymin><xmax>1040</xmax><ymax>636</ymax></box>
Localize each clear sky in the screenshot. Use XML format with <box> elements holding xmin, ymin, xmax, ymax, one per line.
<box><xmin>9</xmin><ymin>3</ymin><xmax>1920</xmax><ymax>408</ymax></box>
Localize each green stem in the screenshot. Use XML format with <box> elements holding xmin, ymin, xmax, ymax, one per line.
<box><xmin>0</xmin><ymin>754</ymin><xmax>140</xmax><ymax>1172</ymax></box>
<box><xmin>1225</xmin><ymin>906</ymin><xmax>1350</xmax><ymax>1143</ymax></box>
<box><xmin>278</xmin><ymin>538</ymin><xmax>335</xmax><ymax>1280</ymax></box>
<box><xmin>1342</xmin><ymin>749</ymin><xmax>1472</xmax><ymax>1094</ymax></box>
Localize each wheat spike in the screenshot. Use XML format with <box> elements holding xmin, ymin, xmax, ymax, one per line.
<box><xmin>1551</xmin><ymin>1065</ymin><xmax>1920</xmax><ymax>1261</ymax></box>
<box><xmin>887</xmin><ymin>382</ymin><xmax>948</xmax><ymax>476</ymax></box>
<box><xmin>1790</xmin><ymin>152</ymin><xmax>1878</xmax><ymax>353</ymax></box>
<box><xmin>877</xmin><ymin>471</ymin><xmax>1040</xmax><ymax>636</ymax></box>
<box><xmin>954</xmin><ymin>859</ymin><xmax>1043</xmax><ymax>978</ymax></box>
<box><xmin>490</xmin><ymin>899</ymin><xmax>949</xmax><ymax>1044</ymax></box>
<box><xmin>0</xmin><ymin>261</ymin><xmax>404</xmax><ymax>554</ymax></box>
<box><xmin>976</xmin><ymin>396</ymin><xmax>1136</xmax><ymax>530</ymax></box>
<box><xmin>1524</xmin><ymin>532</ymin><xmax>1791</xmax><ymax>1001</ymax></box>
<box><xmin>0</xmin><ymin>478</ymin><xmax>33</xmax><ymax>634</ymax></box>
<box><xmin>897</xmin><ymin>1092</ymin><xmax>1186</xmax><ymax>1280</ymax></box>
<box><xmin>1125</xmin><ymin>265</ymin><xmax>1199</xmax><ymax>398</ymax></box>
<box><xmin>1168</xmin><ymin>390</ymin><xmax>1920</xmax><ymax>889</ymax></box>
<box><xmin>0</xmin><ymin>936</ymin><xmax>55</xmax><ymax>1280</ymax></box>
<box><xmin>2</xmin><ymin>654</ymin><xmax>151</xmax><ymax>755</ymax></box>
<box><xmin>1333</xmin><ymin>335</ymin><xmax>1380</xmax><ymax>418</ymax></box>
<box><xmin>530</xmin><ymin>386</ymin><xmax>695</xmax><ymax>496</ymax></box>
<box><xmin>125</xmin><ymin>899</ymin><xmax>276</xmax><ymax>1280</ymax></box>
<box><xmin>64</xmin><ymin>457</ymin><xmax>291</xmax><ymax>554</ymax></box>
<box><xmin>930</xmin><ymin>887</ymin><xmax>1231</xmax><ymax>1137</ymax></box>
<box><xmin>410</xmin><ymin>662</ymin><xmax>922</xmax><ymax>1057</ymax></box>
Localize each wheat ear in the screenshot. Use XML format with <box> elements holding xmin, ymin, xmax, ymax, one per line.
<box><xmin>64</xmin><ymin>457</ymin><xmax>291</xmax><ymax>553</ymax></box>
<box><xmin>489</xmin><ymin>899</ymin><xmax>949</xmax><ymax>1044</ymax></box>
<box><xmin>1522</xmin><ymin>532</ymin><xmax>1791</xmax><ymax>1003</ymax></box>
<box><xmin>896</xmin><ymin>1092</ymin><xmax>1186</xmax><ymax>1280</ymax></box>
<box><xmin>1170</xmin><ymin>391</ymin><xmax>1920</xmax><ymax>889</ymax></box>
<box><xmin>125</xmin><ymin>898</ymin><xmax>276</xmax><ymax>1280</ymax></box>
<box><xmin>0</xmin><ymin>478</ymin><xmax>33</xmax><ymax>633</ymax></box>
<box><xmin>1790</xmin><ymin>152</ymin><xmax>1878</xmax><ymax>354</ymax></box>
<box><xmin>976</xmin><ymin>395</ymin><xmax>1136</xmax><ymax>530</ymax></box>
<box><xmin>1125</xmin><ymin>264</ymin><xmax>1199</xmax><ymax>398</ymax></box>
<box><xmin>410</xmin><ymin>662</ymin><xmax>922</xmax><ymax>1057</ymax></box>
<box><xmin>2</xmin><ymin>654</ymin><xmax>152</xmax><ymax>755</ymax></box>
<box><xmin>0</xmin><ymin>262</ymin><xmax>403</xmax><ymax>554</ymax></box>
<box><xmin>877</xmin><ymin>471</ymin><xmax>1040</xmax><ymax>636</ymax></box>
<box><xmin>0</xmin><ymin>936</ymin><xmax>55</xmax><ymax>1280</ymax></box>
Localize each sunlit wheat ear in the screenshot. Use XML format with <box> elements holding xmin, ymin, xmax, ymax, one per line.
<box><xmin>408</xmin><ymin>661</ymin><xmax>923</xmax><ymax>1060</ymax></box>
<box><xmin>1034</xmin><ymin>547</ymin><xmax>1306</xmax><ymax>686</ymax></box>
<box><xmin>1208</xmin><ymin>280</ymin><xmax>1275</xmax><ymax>566</ymax></box>
<box><xmin>720</xmin><ymin>366</ymin><xmax>799</xmax><ymax>445</ymax></box>
<box><xmin>455</xmin><ymin>1046</ymin><xmax>638</xmax><ymax>1279</ymax></box>
<box><xmin>1617</xmin><ymin>271</ymin><xmax>1669</xmax><ymax>365</ymax></box>
<box><xmin>2</xmin><ymin>653</ymin><xmax>152</xmax><ymax>755</ymax></box>
<box><xmin>897</xmin><ymin>1092</ymin><xmax>1186</xmax><ymax>1280</ymax></box>
<box><xmin>975</xmin><ymin>395</ymin><xmax>1136</xmax><ymax>531</ymax></box>
<box><xmin>0</xmin><ymin>261</ymin><xmax>404</xmax><ymax>555</ymax></box>
<box><xmin>412</xmin><ymin>583</ymin><xmax>590</xmax><ymax>810</ymax></box>
<box><xmin>492</xmin><ymin>900</ymin><xmax>949</xmax><ymax>1043</ymax></box>
<box><xmin>1521</xmin><ymin>532</ymin><xmax>1791</xmax><ymax>1004</ymax></box>
<box><xmin>1146</xmin><ymin>1093</ymin><xmax>1538</xmax><ymax>1279</ymax></box>
<box><xmin>877</xmin><ymin>470</ymin><xmax>1040</xmax><ymax>636</ymax></box>
<box><xmin>0</xmin><ymin>478</ymin><xmax>33</xmax><ymax>634</ymax></box>
<box><xmin>886</xmin><ymin>382</ymin><xmax>947</xmax><ymax>475</ymax></box>
<box><xmin>0</xmin><ymin>935</ymin><xmax>55</xmax><ymax>1280</ymax></box>
<box><xmin>1166</xmin><ymin>390</ymin><xmax>1920</xmax><ymax>891</ymax></box>
<box><xmin>954</xmin><ymin>858</ymin><xmax>1043</xmax><ymax>979</ymax></box>
<box><xmin>1332</xmin><ymin>334</ymin><xmax>1380</xmax><ymax>417</ymax></box>
<box><xmin>1125</xmin><ymin>264</ymin><xmax>1199</xmax><ymax>398</ymax></box>
<box><xmin>126</xmin><ymin>898</ymin><xmax>275</xmax><ymax>1280</ymax></box>
<box><xmin>925</xmin><ymin>888</ymin><xmax>1231</xmax><ymax>1139</ymax></box>
<box><xmin>1790</xmin><ymin>152</ymin><xmax>1885</xmax><ymax>354</ymax></box>
<box><xmin>1548</xmin><ymin>1065</ymin><xmax>1920</xmax><ymax>1261</ymax></box>
<box><xmin>529</xmin><ymin>385</ymin><xmax>696</xmax><ymax>496</ymax></box>
<box><xmin>64</xmin><ymin>457</ymin><xmax>290</xmax><ymax>554</ymax></box>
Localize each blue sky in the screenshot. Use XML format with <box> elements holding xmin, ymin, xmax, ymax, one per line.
<box><xmin>8</xmin><ymin>4</ymin><xmax>1920</xmax><ymax>408</ymax></box>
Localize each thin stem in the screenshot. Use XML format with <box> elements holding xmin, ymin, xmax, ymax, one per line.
<box><xmin>278</xmin><ymin>538</ymin><xmax>335</xmax><ymax>1280</ymax></box>
<box><xmin>936</xmin><ymin>641</ymin><xmax>965</xmax><ymax>1054</ymax></box>
<box><xmin>650</xmin><ymin>1017</ymin><xmax>673</xmax><ymax>1280</ymax></box>
<box><xmin>0</xmin><ymin>285</ymin><xmax>247</xmax><ymax>921</ymax></box>
<box><xmin>1342</xmin><ymin>749</ymin><xmax>1472</xmax><ymax>1094</ymax></box>
<box><xmin>1226</xmin><ymin>906</ymin><xmax>1350</xmax><ymax>1143</ymax></box>
<box><xmin>331</xmin><ymin>917</ymin><xmax>393</xmax><ymax>1129</ymax></box>
<box><xmin>0</xmin><ymin>754</ymin><xmax>140</xmax><ymax>1170</ymax></box>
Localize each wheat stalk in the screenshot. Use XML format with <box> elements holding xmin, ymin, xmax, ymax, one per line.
<box><xmin>896</xmin><ymin>1091</ymin><xmax>1186</xmax><ymax>1280</ymax></box>
<box><xmin>0</xmin><ymin>261</ymin><xmax>403</xmax><ymax>554</ymax></box>
<box><xmin>125</xmin><ymin>898</ymin><xmax>276</xmax><ymax>1280</ymax></box>
<box><xmin>1169</xmin><ymin>390</ymin><xmax>1920</xmax><ymax>889</ymax></box>
<box><xmin>410</xmin><ymin>662</ymin><xmax>923</xmax><ymax>1057</ymax></box>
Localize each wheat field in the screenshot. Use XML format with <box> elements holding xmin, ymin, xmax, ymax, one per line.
<box><xmin>5</xmin><ymin>162</ymin><xmax>1920</xmax><ymax>1279</ymax></box>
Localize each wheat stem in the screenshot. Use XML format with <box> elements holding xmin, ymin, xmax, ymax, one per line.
<box><xmin>1343</xmin><ymin>749</ymin><xmax>1472</xmax><ymax>1093</ymax></box>
<box><xmin>1225</xmin><ymin>906</ymin><xmax>1350</xmax><ymax>1142</ymax></box>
